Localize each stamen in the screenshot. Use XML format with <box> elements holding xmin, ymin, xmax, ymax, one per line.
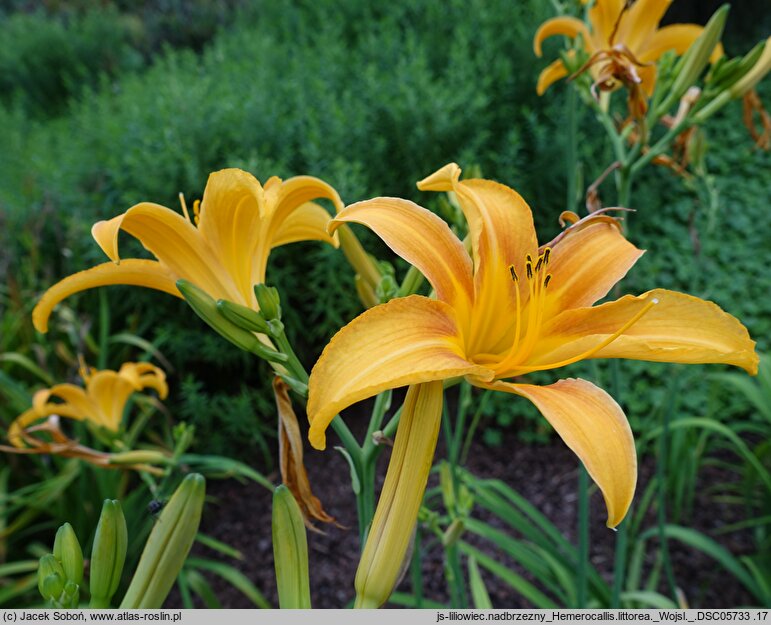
<box><xmin>526</xmin><ymin>262</ymin><xmax>533</xmax><ymax>280</ymax></box>
<box><xmin>543</xmin><ymin>248</ymin><xmax>551</xmax><ymax>266</ymax></box>
<box><xmin>509</xmin><ymin>265</ymin><xmax>518</xmax><ymax>282</ymax></box>
<box><xmin>543</xmin><ymin>274</ymin><xmax>552</xmax><ymax>288</ymax></box>
<box><xmin>193</xmin><ymin>199</ymin><xmax>201</xmax><ymax>225</ymax></box>
<box><xmin>510</xmin><ymin>296</ymin><xmax>659</xmax><ymax>375</ymax></box>
<box><xmin>77</xmin><ymin>355</ymin><xmax>92</xmax><ymax>383</ymax></box>
<box><xmin>534</xmin><ymin>256</ymin><xmax>544</xmax><ymax>274</ymax></box>
<box><xmin>178</xmin><ymin>193</ymin><xmax>191</xmax><ymax>223</ymax></box>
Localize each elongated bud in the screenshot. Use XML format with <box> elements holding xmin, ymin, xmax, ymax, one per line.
<box><xmin>177</xmin><ymin>280</ymin><xmax>287</xmax><ymax>363</ymax></box>
<box><xmin>272</xmin><ymin>486</ymin><xmax>311</xmax><ymax>608</ymax></box>
<box><xmin>108</xmin><ymin>450</ymin><xmax>172</xmax><ymax>466</ymax></box>
<box><xmin>53</xmin><ymin>523</ymin><xmax>83</xmax><ymax>585</ymax></box>
<box><xmin>695</xmin><ymin>38</ymin><xmax>771</xmax><ymax>122</ymax></box>
<box><xmin>336</xmin><ymin>224</ymin><xmax>382</xmax><ymax>291</ymax></box>
<box><xmin>707</xmin><ymin>41</ymin><xmax>764</xmax><ymax>93</ymax></box>
<box><xmin>89</xmin><ymin>500</ymin><xmax>127</xmax><ymax>608</ymax></box>
<box><xmin>216</xmin><ymin>299</ymin><xmax>271</xmax><ymax>334</ymax></box>
<box><xmin>657</xmin><ymin>5</ymin><xmax>728</xmax><ymax>115</ymax></box>
<box><xmin>354</xmin><ymin>381</ymin><xmax>444</xmax><ymax>608</ymax></box>
<box><xmin>253</xmin><ymin>284</ymin><xmax>282</xmax><ymax>321</ymax></box>
<box><xmin>120</xmin><ymin>473</ymin><xmax>206</xmax><ymax>609</ymax></box>
<box><xmin>38</xmin><ymin>554</ymin><xmax>65</xmax><ymax>603</ymax></box>
<box><xmin>729</xmin><ymin>37</ymin><xmax>771</xmax><ymax>98</ymax></box>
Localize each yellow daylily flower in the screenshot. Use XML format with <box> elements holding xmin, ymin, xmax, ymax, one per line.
<box><xmin>307</xmin><ymin>162</ymin><xmax>757</xmax><ymax>528</ymax></box>
<box><xmin>7</xmin><ymin>362</ymin><xmax>168</xmax><ymax>448</ymax></box>
<box><xmin>32</xmin><ymin>168</ymin><xmax>343</xmax><ymax>333</ymax></box>
<box><xmin>534</xmin><ymin>0</ymin><xmax>724</xmax><ymax>96</ymax></box>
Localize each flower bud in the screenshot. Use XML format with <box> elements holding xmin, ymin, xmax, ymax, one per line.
<box><xmin>177</xmin><ymin>280</ymin><xmax>287</xmax><ymax>363</ymax></box>
<box><xmin>53</xmin><ymin>523</ymin><xmax>83</xmax><ymax>585</ymax></box>
<box><xmin>253</xmin><ymin>284</ymin><xmax>282</xmax><ymax>321</ymax></box>
<box><xmin>108</xmin><ymin>450</ymin><xmax>172</xmax><ymax>466</ymax></box>
<box><xmin>657</xmin><ymin>5</ymin><xmax>728</xmax><ymax>115</ymax></box>
<box><xmin>272</xmin><ymin>486</ymin><xmax>311</xmax><ymax>608</ymax></box>
<box><xmin>729</xmin><ymin>37</ymin><xmax>771</xmax><ymax>98</ymax></box>
<box><xmin>37</xmin><ymin>554</ymin><xmax>65</xmax><ymax>603</ymax></box>
<box><xmin>216</xmin><ymin>299</ymin><xmax>271</xmax><ymax>334</ymax></box>
<box><xmin>354</xmin><ymin>381</ymin><xmax>444</xmax><ymax>608</ymax></box>
<box><xmin>120</xmin><ymin>473</ymin><xmax>206</xmax><ymax>609</ymax></box>
<box><xmin>60</xmin><ymin>581</ymin><xmax>80</xmax><ymax>609</ymax></box>
<box><xmin>89</xmin><ymin>500</ymin><xmax>127</xmax><ymax>608</ymax></box>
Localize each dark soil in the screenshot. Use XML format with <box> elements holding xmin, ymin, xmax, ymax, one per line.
<box><xmin>170</xmin><ymin>402</ymin><xmax>759</xmax><ymax>610</ymax></box>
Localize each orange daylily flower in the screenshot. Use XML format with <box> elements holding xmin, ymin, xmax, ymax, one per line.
<box><xmin>307</xmin><ymin>163</ymin><xmax>758</xmax><ymax>530</ymax></box>
<box><xmin>534</xmin><ymin>0</ymin><xmax>724</xmax><ymax>96</ymax></box>
<box><xmin>3</xmin><ymin>362</ymin><xmax>168</xmax><ymax>472</ymax></box>
<box><xmin>32</xmin><ymin>168</ymin><xmax>343</xmax><ymax>333</ymax></box>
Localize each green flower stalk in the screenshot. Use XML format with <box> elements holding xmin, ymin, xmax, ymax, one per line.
<box><xmin>89</xmin><ymin>500</ymin><xmax>128</xmax><ymax>609</ymax></box>
<box><xmin>120</xmin><ymin>473</ymin><xmax>206</xmax><ymax>609</ymax></box>
<box><xmin>271</xmin><ymin>485</ymin><xmax>311</xmax><ymax>608</ymax></box>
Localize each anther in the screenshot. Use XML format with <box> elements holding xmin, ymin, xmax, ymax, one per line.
<box><xmin>526</xmin><ymin>262</ymin><xmax>533</xmax><ymax>280</ymax></box>
<box><xmin>526</xmin><ymin>254</ymin><xmax>533</xmax><ymax>264</ymax></box>
<box><xmin>534</xmin><ymin>257</ymin><xmax>544</xmax><ymax>273</ymax></box>
<box><xmin>509</xmin><ymin>265</ymin><xmax>518</xmax><ymax>282</ymax></box>
<box><xmin>543</xmin><ymin>274</ymin><xmax>552</xmax><ymax>288</ymax></box>
<box><xmin>543</xmin><ymin>248</ymin><xmax>551</xmax><ymax>266</ymax></box>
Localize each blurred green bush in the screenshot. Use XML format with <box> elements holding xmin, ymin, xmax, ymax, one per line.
<box><xmin>0</xmin><ymin>0</ymin><xmax>769</xmax><ymax>462</ymax></box>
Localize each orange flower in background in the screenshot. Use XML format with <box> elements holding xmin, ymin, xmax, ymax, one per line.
<box><xmin>534</xmin><ymin>0</ymin><xmax>724</xmax><ymax>96</ymax></box>
<box><xmin>7</xmin><ymin>362</ymin><xmax>167</xmax><ymax>448</ymax></box>
<box><xmin>32</xmin><ymin>168</ymin><xmax>342</xmax><ymax>333</ymax></box>
<box><xmin>307</xmin><ymin>162</ymin><xmax>757</xmax><ymax>529</ymax></box>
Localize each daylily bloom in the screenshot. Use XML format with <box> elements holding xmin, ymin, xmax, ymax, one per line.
<box><xmin>306</xmin><ymin>162</ymin><xmax>757</xmax><ymax>605</ymax></box>
<box><xmin>32</xmin><ymin>168</ymin><xmax>343</xmax><ymax>333</ymax></box>
<box><xmin>534</xmin><ymin>0</ymin><xmax>724</xmax><ymax>97</ymax></box>
<box><xmin>308</xmin><ymin>161</ymin><xmax>758</xmax><ymax>511</ymax></box>
<box><xmin>3</xmin><ymin>362</ymin><xmax>168</xmax><ymax>472</ymax></box>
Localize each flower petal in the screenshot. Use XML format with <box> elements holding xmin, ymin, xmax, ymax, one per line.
<box><xmin>92</xmin><ymin>200</ymin><xmax>240</xmax><ymax>304</ymax></box>
<box><xmin>616</xmin><ymin>0</ymin><xmax>672</xmax><ymax>52</ymax></box>
<box><xmin>533</xmin><ymin>17</ymin><xmax>592</xmax><ymax>56</ymax></box>
<box><xmin>545</xmin><ymin>221</ymin><xmax>644</xmax><ymax>313</ymax></box>
<box><xmin>274</xmin><ymin>377</ymin><xmax>337</xmax><ymax>529</ymax></box>
<box><xmin>479</xmin><ymin>378</ymin><xmax>636</xmax><ymax>528</ymax></box>
<box><xmin>537</xmin><ymin>58</ymin><xmax>570</xmax><ymax>95</ymax></box>
<box><xmin>195</xmin><ymin>168</ymin><xmax>268</xmax><ymax>304</ymax></box>
<box><xmin>587</xmin><ymin>0</ymin><xmax>626</xmax><ymax>45</ymax></box>
<box><xmin>639</xmin><ymin>24</ymin><xmax>724</xmax><ymax>64</ymax></box>
<box><xmin>533</xmin><ymin>289</ymin><xmax>759</xmax><ymax>374</ymax></box>
<box><xmin>86</xmin><ymin>371</ymin><xmax>135</xmax><ymax>431</ymax></box>
<box><xmin>118</xmin><ymin>363</ymin><xmax>169</xmax><ymax>400</ymax></box>
<box><xmin>306</xmin><ymin>295</ymin><xmax>493</xmax><ymax>450</ymax></box>
<box><xmin>33</xmin><ymin>260</ymin><xmax>179</xmax><ymax>333</ymax></box>
<box><xmin>270</xmin><ymin>201</ymin><xmax>338</xmax><ymax>250</ymax></box>
<box><xmin>330</xmin><ymin>197</ymin><xmax>474</xmax><ymax>308</ymax></box>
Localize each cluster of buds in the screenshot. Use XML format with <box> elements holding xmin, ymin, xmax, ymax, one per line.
<box><xmin>36</xmin><ymin>474</ymin><xmax>205</xmax><ymax>610</ymax></box>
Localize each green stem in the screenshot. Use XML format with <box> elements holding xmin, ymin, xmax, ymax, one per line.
<box><xmin>97</xmin><ymin>290</ymin><xmax>109</xmax><ymax>370</ymax></box>
<box><xmin>566</xmin><ymin>86</ymin><xmax>579</xmax><ymax>213</ymax></box>
<box><xmin>410</xmin><ymin>526</ymin><xmax>424</xmax><ymax>608</ymax></box>
<box><xmin>577</xmin><ymin>464</ymin><xmax>589</xmax><ymax>608</ymax></box>
<box><xmin>657</xmin><ymin>375</ymin><xmax>679</xmax><ymax>600</ymax></box>
<box><xmin>631</xmin><ymin>117</ymin><xmax>692</xmax><ymax>176</ymax></box>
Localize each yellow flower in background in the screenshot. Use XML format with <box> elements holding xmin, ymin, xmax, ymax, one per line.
<box><xmin>7</xmin><ymin>362</ymin><xmax>167</xmax><ymax>448</ymax></box>
<box><xmin>534</xmin><ymin>0</ymin><xmax>724</xmax><ymax>96</ymax></box>
<box><xmin>307</xmin><ymin>162</ymin><xmax>757</xmax><ymax>529</ymax></box>
<box><xmin>32</xmin><ymin>168</ymin><xmax>343</xmax><ymax>333</ymax></box>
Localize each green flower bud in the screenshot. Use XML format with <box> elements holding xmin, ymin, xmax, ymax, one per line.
<box><xmin>120</xmin><ymin>474</ymin><xmax>206</xmax><ymax>609</ymax></box>
<box><xmin>729</xmin><ymin>37</ymin><xmax>771</xmax><ymax>97</ymax></box>
<box><xmin>657</xmin><ymin>5</ymin><xmax>728</xmax><ymax>115</ymax></box>
<box><xmin>216</xmin><ymin>299</ymin><xmax>271</xmax><ymax>334</ymax></box>
<box><xmin>60</xmin><ymin>581</ymin><xmax>80</xmax><ymax>609</ymax></box>
<box><xmin>53</xmin><ymin>523</ymin><xmax>83</xmax><ymax>585</ymax></box>
<box><xmin>253</xmin><ymin>284</ymin><xmax>282</xmax><ymax>321</ymax></box>
<box><xmin>108</xmin><ymin>450</ymin><xmax>172</xmax><ymax>466</ymax></box>
<box><xmin>38</xmin><ymin>554</ymin><xmax>65</xmax><ymax>602</ymax></box>
<box><xmin>272</xmin><ymin>486</ymin><xmax>311</xmax><ymax>609</ymax></box>
<box><xmin>177</xmin><ymin>280</ymin><xmax>287</xmax><ymax>362</ymax></box>
<box><xmin>89</xmin><ymin>500</ymin><xmax>127</xmax><ymax>608</ymax></box>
